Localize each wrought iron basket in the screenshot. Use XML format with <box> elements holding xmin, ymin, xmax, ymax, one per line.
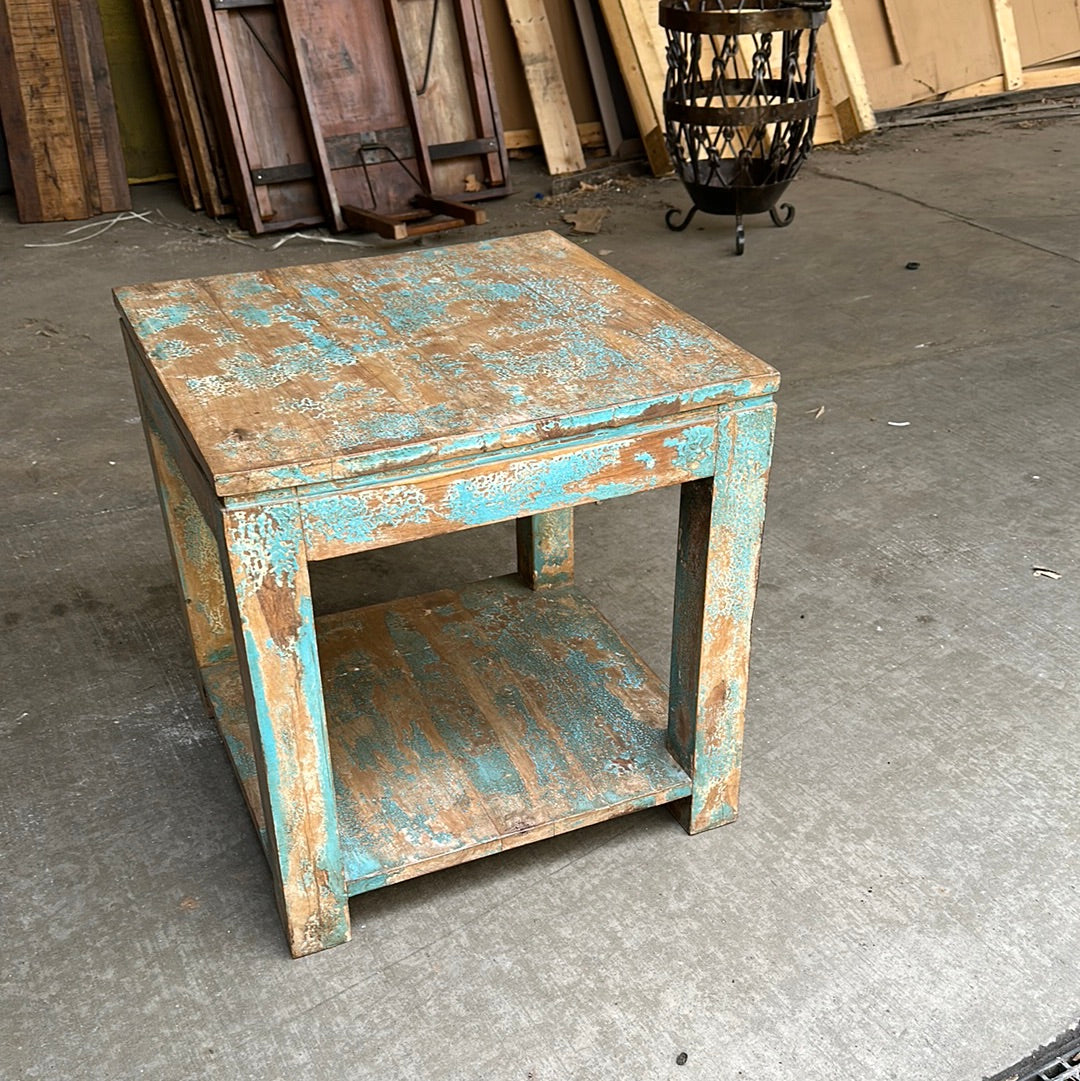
<box><xmin>660</xmin><ymin>0</ymin><xmax>830</xmax><ymax>253</ymax></box>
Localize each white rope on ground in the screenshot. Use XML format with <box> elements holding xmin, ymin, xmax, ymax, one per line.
<box><xmin>21</xmin><ymin>208</ymin><xmax>375</xmax><ymax>251</ymax></box>
<box><xmin>23</xmin><ymin>210</ymin><xmax>157</xmax><ymax>248</ymax></box>
<box><xmin>266</xmin><ymin>231</ymin><xmax>372</xmax><ymax>250</ymax></box>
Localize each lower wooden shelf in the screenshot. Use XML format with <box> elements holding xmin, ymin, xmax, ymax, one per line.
<box><xmin>202</xmin><ymin>575</ymin><xmax>691</xmax><ymax>894</ymax></box>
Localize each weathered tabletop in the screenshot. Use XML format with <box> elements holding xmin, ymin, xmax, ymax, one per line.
<box><xmin>118</xmin><ymin>230</ymin><xmax>780</xmax><ymax>958</ymax></box>
<box><xmin>115</xmin><ymin>230</ymin><xmax>778</xmax><ymax>496</ymax></box>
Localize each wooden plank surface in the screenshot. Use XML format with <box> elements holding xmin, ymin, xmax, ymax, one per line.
<box><xmin>185</xmin><ymin>0</ymin><xmax>322</xmax><ymax>233</ymax></box>
<box><xmin>0</xmin><ymin>0</ymin><xmax>130</xmax><ymax>221</ymax></box>
<box><xmin>817</xmin><ymin>0</ymin><xmax>876</xmax><ymax>140</ymax></box>
<box><xmin>277</xmin><ymin>0</ymin><xmax>426</xmax><ymax>220</ymax></box>
<box><xmin>58</xmin><ymin>0</ymin><xmax>130</xmax><ymax>213</ymax></box>
<box><xmin>115</xmin><ymin>231</ymin><xmax>778</xmax><ymax>496</ymax></box>
<box><xmin>0</xmin><ymin>0</ymin><xmax>89</xmax><ymax>220</ymax></box>
<box><xmin>150</xmin><ymin>0</ymin><xmax>229</xmax><ymax>216</ymax></box>
<box><xmin>595</xmin><ymin>0</ymin><xmax>669</xmax><ymax>174</ymax></box>
<box><xmin>206</xmin><ymin>576</ymin><xmax>691</xmax><ymax>894</ymax></box>
<box><xmin>504</xmin><ymin>0</ymin><xmax>586</xmax><ymax>174</ymax></box>
<box><xmin>133</xmin><ymin>0</ymin><xmax>202</xmax><ymax>210</ymax></box>
<box><xmin>991</xmin><ymin>0</ymin><xmax>1024</xmax><ymax>90</ymax></box>
<box><xmin>843</xmin><ymin>0</ymin><xmax>1004</xmax><ymax>111</ymax></box>
<box><xmin>391</xmin><ymin>0</ymin><xmax>508</xmax><ymax>196</ymax></box>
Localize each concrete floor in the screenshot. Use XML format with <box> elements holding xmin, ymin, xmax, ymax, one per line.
<box><xmin>2</xmin><ymin>112</ymin><xmax>1079</xmax><ymax>1081</ymax></box>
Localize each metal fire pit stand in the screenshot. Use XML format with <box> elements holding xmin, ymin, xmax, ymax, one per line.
<box><xmin>661</xmin><ymin>0</ymin><xmax>830</xmax><ymax>254</ymax></box>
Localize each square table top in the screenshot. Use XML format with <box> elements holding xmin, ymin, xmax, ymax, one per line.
<box><xmin>115</xmin><ymin>231</ymin><xmax>778</xmax><ymax>496</ymax></box>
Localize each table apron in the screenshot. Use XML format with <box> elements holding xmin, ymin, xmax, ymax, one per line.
<box><xmin>299</xmin><ymin>413</ymin><xmax>722</xmax><ymax>560</ymax></box>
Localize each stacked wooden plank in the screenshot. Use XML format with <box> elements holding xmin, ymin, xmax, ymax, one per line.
<box><xmin>0</xmin><ymin>0</ymin><xmax>131</xmax><ymax>222</ymax></box>
<box><xmin>132</xmin><ymin>0</ymin><xmax>511</xmax><ymax>236</ymax></box>
<box><xmin>132</xmin><ymin>0</ymin><xmax>231</xmax><ymax>216</ymax></box>
<box><xmin>495</xmin><ymin>0</ymin><xmax>875</xmax><ymax>180</ymax></box>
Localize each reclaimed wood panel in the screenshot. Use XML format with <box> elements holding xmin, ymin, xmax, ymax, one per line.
<box><xmin>57</xmin><ymin>0</ymin><xmax>130</xmax><ymax>210</ymax></box>
<box><xmin>133</xmin><ymin>0</ymin><xmax>202</xmax><ymax>210</ymax></box>
<box><xmin>504</xmin><ymin>0</ymin><xmax>586</xmax><ymax>174</ymax></box>
<box><xmin>668</xmin><ymin>401</ymin><xmax>775</xmax><ymax>834</ymax></box>
<box><xmin>844</xmin><ymin>0</ymin><xmax>1004</xmax><ymax>110</ymax></box>
<box><xmin>220</xmin><ymin>500</ymin><xmax>350</xmax><ymax>956</ymax></box>
<box><xmin>184</xmin><ymin>0</ymin><xmax>322</xmax><ymax>233</ymax></box>
<box><xmin>113</xmin><ymin>232</ymin><xmax>778</xmax><ymax>497</ymax></box>
<box><xmin>595</xmin><ymin>0</ymin><xmax>670</xmax><ymax>174</ymax></box>
<box><xmin>276</xmin><ymin>0</ymin><xmax>426</xmax><ymax>225</ymax></box>
<box><xmin>149</xmin><ymin>0</ymin><xmax>230</xmax><ymax>216</ymax></box>
<box><xmin>392</xmin><ymin>0</ymin><xmax>508</xmax><ymax>197</ymax></box>
<box><xmin>300</xmin><ymin>413</ymin><xmax>719</xmax><ymax>560</ymax></box>
<box><xmin>206</xmin><ymin>577</ymin><xmax>691</xmax><ymax>894</ymax></box>
<box><xmin>0</xmin><ymin>0</ymin><xmax>130</xmax><ymax>221</ymax></box>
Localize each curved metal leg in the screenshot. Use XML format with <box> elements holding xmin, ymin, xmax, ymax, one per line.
<box><xmin>666</xmin><ymin>205</ymin><xmax>699</xmax><ymax>232</ymax></box>
<box><xmin>769</xmin><ymin>203</ymin><xmax>796</xmax><ymax>228</ymax></box>
<box><xmin>734</xmin><ymin>215</ymin><xmax>745</xmax><ymax>255</ymax></box>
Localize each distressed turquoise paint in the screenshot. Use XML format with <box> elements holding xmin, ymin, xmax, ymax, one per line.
<box><xmin>229</xmin><ymin>528</ymin><xmax>350</xmax><ymax>951</ymax></box>
<box><xmin>221</xmin><ymin>274</ymin><xmax>276</xmax><ymax>299</ymax></box>
<box><xmin>388</xmin><ymin>615</ymin><xmax>528</xmax><ymax>801</ymax></box>
<box><xmin>635</xmin><ymin>451</ymin><xmax>656</xmax><ymax>469</ymax></box>
<box><xmin>228</xmin><ymin>506</ymin><xmax>302</xmax><ymax>593</ymax></box>
<box><xmin>305</xmin><ymin>484</ymin><xmax>434</xmax><ymax>549</ymax></box>
<box><xmin>151</xmin><ymin>338</ymin><xmax>196</xmax><ymax>361</ymax></box>
<box><xmin>133</xmin><ymin>303</ymin><xmax>193</xmax><ymax>337</ymax></box>
<box><xmin>231</xmin><ymin>303</ymin><xmax>274</xmax><ymax>328</ymax></box>
<box><xmin>664</xmin><ymin>424</ymin><xmax>715</xmax><ymax>473</ymax></box>
<box><xmin>445</xmin><ymin>443</ymin><xmax>622</xmax><ymax>527</ymax></box>
<box><xmin>667</xmin><ymin>401</ymin><xmax>776</xmax><ymax>833</ymax></box>
<box><xmin>299</xmin><ymin>283</ymin><xmax>341</xmax><ymax>306</ymax></box>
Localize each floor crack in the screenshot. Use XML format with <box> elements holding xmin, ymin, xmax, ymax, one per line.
<box><xmin>807</xmin><ymin>165</ymin><xmax>1080</xmax><ymax>266</ymax></box>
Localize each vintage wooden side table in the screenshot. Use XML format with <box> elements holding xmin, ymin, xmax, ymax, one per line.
<box><xmin>115</xmin><ymin>231</ymin><xmax>779</xmax><ymax>957</ymax></box>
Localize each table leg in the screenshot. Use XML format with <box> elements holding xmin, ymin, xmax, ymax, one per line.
<box><xmin>516</xmin><ymin>509</ymin><xmax>575</xmax><ymax>589</ymax></box>
<box><xmin>221</xmin><ymin>502</ymin><xmax>350</xmax><ymax>956</ymax></box>
<box><xmin>142</xmin><ymin>421</ymin><xmax>236</xmax><ymax>674</ymax></box>
<box><xmin>668</xmin><ymin>402</ymin><xmax>776</xmax><ymax>834</ymax></box>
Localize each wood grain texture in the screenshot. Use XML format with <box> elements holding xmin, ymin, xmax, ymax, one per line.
<box><xmin>149</xmin><ymin>0</ymin><xmax>229</xmax><ymax>216</ymax></box>
<box><xmin>668</xmin><ymin>401</ymin><xmax>775</xmax><ymax>834</ymax></box>
<box><xmin>185</xmin><ymin>0</ymin><xmax>322</xmax><ymax>233</ymax></box>
<box><xmin>206</xmin><ymin>577</ymin><xmax>691</xmax><ymax>894</ymax></box>
<box><xmin>113</xmin><ymin>231</ymin><xmax>778</xmax><ymax>496</ymax></box>
<box><xmin>57</xmin><ymin>0</ymin><xmax>130</xmax><ymax>212</ymax></box>
<box><xmin>595</xmin><ymin>0</ymin><xmax>670</xmax><ymax>174</ymax></box>
<box><xmin>133</xmin><ymin>0</ymin><xmax>202</xmax><ymax>210</ymax></box>
<box><xmin>0</xmin><ymin>0</ymin><xmax>86</xmax><ymax>222</ymax></box>
<box><xmin>517</xmin><ymin>509</ymin><xmax>574</xmax><ymax>588</ymax></box>
<box><xmin>143</xmin><ymin>421</ymin><xmax>235</xmax><ymax>671</ymax></box>
<box><xmin>277</xmin><ymin>0</ymin><xmax>425</xmax><ymax>221</ymax></box>
<box><xmin>300</xmin><ymin>411</ymin><xmax>719</xmax><ymax>560</ymax></box>
<box><xmin>220</xmin><ymin>501</ymin><xmax>350</xmax><ymax>956</ymax></box>
<box><xmin>386</xmin><ymin>0</ymin><xmax>509</xmax><ymax>197</ymax></box>
<box><xmin>504</xmin><ymin>0</ymin><xmax>586</xmax><ymax>174</ymax></box>
<box><xmin>991</xmin><ymin>0</ymin><xmax>1024</xmax><ymax>90</ymax></box>
<box><xmin>0</xmin><ymin>0</ymin><xmax>130</xmax><ymax>221</ymax></box>
<box><xmin>816</xmin><ymin>0</ymin><xmax>876</xmax><ymax>138</ymax></box>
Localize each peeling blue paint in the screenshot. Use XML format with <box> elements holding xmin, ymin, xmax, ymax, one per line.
<box><xmin>134</xmin><ymin>303</ymin><xmax>193</xmax><ymax>337</ymax></box>
<box><xmin>664</xmin><ymin>424</ymin><xmax>715</xmax><ymax>473</ymax></box>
